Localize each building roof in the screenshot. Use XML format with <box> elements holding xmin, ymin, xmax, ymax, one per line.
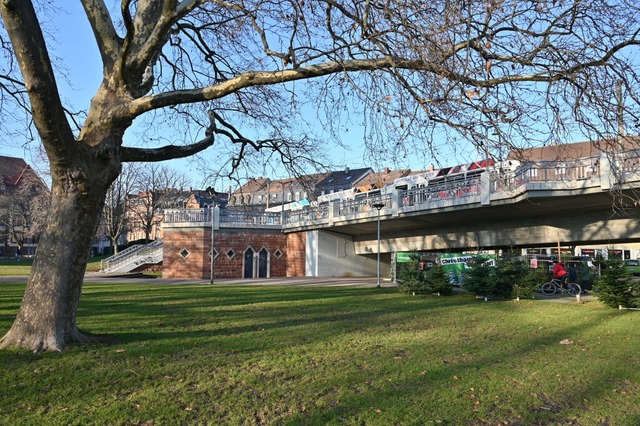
<box><xmin>0</xmin><ymin>155</ymin><xmax>29</xmax><ymax>189</ymax></box>
<box><xmin>231</xmin><ymin>177</ymin><xmax>271</xmax><ymax>195</ymax></box>
<box><xmin>355</xmin><ymin>167</ymin><xmax>411</xmax><ymax>190</ymax></box>
<box><xmin>265</xmin><ymin>177</ymin><xmax>297</xmax><ymax>193</ymax></box>
<box><xmin>508</xmin><ymin>136</ymin><xmax>640</xmax><ymax>162</ymax></box>
<box><xmin>316</xmin><ymin>167</ymin><xmax>373</xmax><ymax>190</ymax></box>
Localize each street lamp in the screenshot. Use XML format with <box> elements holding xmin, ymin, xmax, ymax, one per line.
<box><xmin>373</xmin><ymin>202</ymin><xmax>385</xmax><ymax>288</ymax></box>
<box><xmin>210</xmin><ymin>205</ymin><xmax>217</xmax><ymax>285</ymax></box>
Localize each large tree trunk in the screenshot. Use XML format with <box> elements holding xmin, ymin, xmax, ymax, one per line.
<box><xmin>0</xmin><ymin>158</ymin><xmax>116</xmax><ymax>352</ymax></box>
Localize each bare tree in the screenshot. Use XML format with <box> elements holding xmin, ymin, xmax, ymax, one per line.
<box><xmin>129</xmin><ymin>163</ymin><xmax>191</xmax><ymax>243</ymax></box>
<box><xmin>0</xmin><ymin>173</ymin><xmax>49</xmax><ymax>256</ymax></box>
<box><xmin>0</xmin><ymin>162</ymin><xmax>49</xmax><ymax>254</ymax></box>
<box><xmin>99</xmin><ymin>164</ymin><xmax>137</xmax><ymax>255</ymax></box>
<box><xmin>1</xmin><ymin>1</ymin><xmax>639</xmax><ymax>351</ymax></box>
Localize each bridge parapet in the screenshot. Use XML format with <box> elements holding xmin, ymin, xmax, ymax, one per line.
<box><xmin>164</xmin><ymin>207</ymin><xmax>281</xmax><ymax>229</ymax></box>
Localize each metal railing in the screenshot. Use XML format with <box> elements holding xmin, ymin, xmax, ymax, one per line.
<box><xmin>285</xmin><ymin>203</ymin><xmax>329</xmax><ymax>225</ymax></box>
<box><xmin>334</xmin><ymin>194</ymin><xmax>392</xmax><ymax>217</ymax></box>
<box><xmin>399</xmin><ymin>177</ymin><xmax>482</xmax><ymax>208</ymax></box>
<box><xmin>163</xmin><ymin>208</ymin><xmax>211</xmax><ymax>225</ymax></box>
<box><xmin>219</xmin><ymin>210</ymin><xmax>282</xmax><ymax>228</ymax></box>
<box><xmin>101</xmin><ymin>239</ymin><xmax>163</xmax><ymax>273</ymax></box>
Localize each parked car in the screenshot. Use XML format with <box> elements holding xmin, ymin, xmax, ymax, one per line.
<box><xmin>624</xmin><ymin>259</ymin><xmax>640</xmax><ymax>275</ymax></box>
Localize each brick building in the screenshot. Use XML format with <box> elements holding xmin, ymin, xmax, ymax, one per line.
<box><xmin>0</xmin><ymin>156</ymin><xmax>49</xmax><ymax>258</ymax></box>
<box><xmin>162</xmin><ymin>224</ymin><xmax>305</xmax><ymax>279</ymax></box>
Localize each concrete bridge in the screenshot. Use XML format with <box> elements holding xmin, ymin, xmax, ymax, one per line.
<box><xmin>280</xmin><ymin>151</ymin><xmax>640</xmax><ymax>254</ymax></box>
<box><xmin>161</xmin><ymin>149</ymin><xmax>640</xmax><ymax>278</ymax></box>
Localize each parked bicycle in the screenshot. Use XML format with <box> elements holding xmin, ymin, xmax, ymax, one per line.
<box><xmin>540</xmin><ymin>278</ymin><xmax>581</xmax><ymax>296</ymax></box>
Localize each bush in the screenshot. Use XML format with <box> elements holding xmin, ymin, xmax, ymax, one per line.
<box><xmin>462</xmin><ymin>255</ymin><xmax>496</xmax><ymax>297</ymax></box>
<box><xmin>397</xmin><ymin>258</ymin><xmax>454</xmax><ymax>295</ymax></box>
<box><xmin>514</xmin><ymin>265</ymin><xmax>549</xmax><ymax>299</ymax></box>
<box><xmin>424</xmin><ymin>263</ymin><xmax>454</xmax><ymax>295</ymax></box>
<box><xmin>397</xmin><ymin>258</ymin><xmax>427</xmax><ymax>294</ymax></box>
<box><xmin>494</xmin><ymin>258</ymin><xmax>527</xmax><ymax>297</ymax></box>
<box><xmin>594</xmin><ymin>259</ymin><xmax>640</xmax><ymax>308</ymax></box>
<box><xmin>464</xmin><ymin>257</ymin><xmax>545</xmax><ymax>298</ymax></box>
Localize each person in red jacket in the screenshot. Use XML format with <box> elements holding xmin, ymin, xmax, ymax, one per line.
<box><xmin>552</xmin><ymin>261</ymin><xmax>569</xmax><ymax>286</ymax></box>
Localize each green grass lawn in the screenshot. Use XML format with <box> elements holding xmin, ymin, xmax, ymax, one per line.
<box><xmin>1</xmin><ymin>282</ymin><xmax>639</xmax><ymax>425</ymax></box>
<box><xmin>0</xmin><ymin>256</ymin><xmax>106</xmax><ymax>276</ymax></box>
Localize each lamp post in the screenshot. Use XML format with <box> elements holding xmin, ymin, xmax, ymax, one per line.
<box><xmin>210</xmin><ymin>205</ymin><xmax>216</xmax><ymax>285</ymax></box>
<box><xmin>373</xmin><ymin>202</ymin><xmax>385</xmax><ymax>288</ymax></box>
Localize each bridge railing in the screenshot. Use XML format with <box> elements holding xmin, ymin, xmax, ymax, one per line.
<box><xmin>285</xmin><ymin>203</ymin><xmax>329</xmax><ymax>225</ymax></box>
<box><xmin>399</xmin><ymin>177</ymin><xmax>482</xmax><ymax>208</ymax></box>
<box><xmin>164</xmin><ymin>208</ymin><xmax>281</xmax><ymax>229</ymax></box>
<box><xmin>163</xmin><ymin>208</ymin><xmax>211</xmax><ymax>225</ymax></box>
<box><xmin>491</xmin><ymin>156</ymin><xmax>602</xmax><ymax>192</ymax></box>
<box><xmin>334</xmin><ymin>194</ymin><xmax>392</xmax><ymax>217</ymax></box>
<box><xmin>219</xmin><ymin>210</ymin><xmax>282</xmax><ymax>228</ymax></box>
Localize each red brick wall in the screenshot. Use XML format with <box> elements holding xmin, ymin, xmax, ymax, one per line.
<box><xmin>286</xmin><ymin>232</ymin><xmax>306</xmax><ymax>277</ymax></box>
<box><xmin>163</xmin><ymin>229</ymin><xmax>209</xmax><ymax>279</ymax></box>
<box><xmin>163</xmin><ymin>227</ymin><xmax>306</xmax><ymax>279</ymax></box>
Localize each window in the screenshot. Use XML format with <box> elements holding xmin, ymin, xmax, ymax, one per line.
<box><xmin>226</xmin><ymin>249</ymin><xmax>236</xmax><ymax>259</ymax></box>
<box><xmin>209</xmin><ymin>249</ymin><xmax>219</xmax><ymax>259</ymax></box>
<box><xmin>287</xmin><ymin>193</ymin><xmax>293</xmax><ymax>202</ymax></box>
<box><xmin>179</xmin><ymin>248</ymin><xmax>190</xmax><ymax>259</ymax></box>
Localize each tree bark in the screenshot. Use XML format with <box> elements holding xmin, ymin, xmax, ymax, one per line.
<box><xmin>0</xmin><ymin>149</ymin><xmax>118</xmax><ymax>352</ymax></box>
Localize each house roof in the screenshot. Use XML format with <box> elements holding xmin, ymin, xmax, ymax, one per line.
<box><xmin>231</xmin><ymin>177</ymin><xmax>271</xmax><ymax>195</ymax></box>
<box><xmin>317</xmin><ymin>167</ymin><xmax>373</xmax><ymax>189</ymax></box>
<box><xmin>0</xmin><ymin>155</ymin><xmax>29</xmax><ymax>189</ymax></box>
<box><xmin>507</xmin><ymin>136</ymin><xmax>640</xmax><ymax>162</ymax></box>
<box><xmin>265</xmin><ymin>177</ymin><xmax>297</xmax><ymax>193</ymax></box>
<box><xmin>356</xmin><ymin>168</ymin><xmax>411</xmax><ymax>190</ymax></box>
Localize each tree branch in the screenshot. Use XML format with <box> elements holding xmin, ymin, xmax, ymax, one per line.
<box><xmin>0</xmin><ymin>0</ymin><xmax>75</xmax><ymax>160</ymax></box>
<box><xmin>121</xmin><ymin>110</ymin><xmax>216</xmax><ymax>162</ymax></box>
<box><xmin>80</xmin><ymin>0</ymin><xmax>122</xmax><ymax>72</ymax></box>
<box><xmin>121</xmin><ymin>55</ymin><xmax>571</xmax><ymax>119</ymax></box>
<box><xmin>120</xmin><ymin>135</ymin><xmax>213</xmax><ymax>162</ymax></box>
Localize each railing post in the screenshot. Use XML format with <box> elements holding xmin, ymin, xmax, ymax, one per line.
<box><xmin>328</xmin><ymin>200</ymin><xmax>335</xmax><ymax>225</ymax></box>
<box><xmin>481</xmin><ymin>171</ymin><xmax>491</xmax><ymax>205</ymax></box>
<box><xmin>391</xmin><ymin>189</ymin><xmax>401</xmax><ymax>217</ymax></box>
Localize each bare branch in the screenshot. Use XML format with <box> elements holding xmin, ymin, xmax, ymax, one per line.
<box><xmin>0</xmin><ymin>0</ymin><xmax>75</xmax><ymax>161</ymax></box>
<box><xmin>80</xmin><ymin>0</ymin><xmax>122</xmax><ymax>71</ymax></box>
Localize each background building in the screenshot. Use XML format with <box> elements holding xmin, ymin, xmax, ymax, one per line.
<box><xmin>0</xmin><ymin>156</ymin><xmax>50</xmax><ymax>258</ymax></box>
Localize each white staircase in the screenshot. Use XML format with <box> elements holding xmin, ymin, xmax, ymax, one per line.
<box><xmin>100</xmin><ymin>239</ymin><xmax>163</xmax><ymax>274</ymax></box>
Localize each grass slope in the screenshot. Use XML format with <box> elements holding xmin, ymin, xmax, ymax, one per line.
<box><xmin>1</xmin><ymin>283</ymin><xmax>639</xmax><ymax>425</ymax></box>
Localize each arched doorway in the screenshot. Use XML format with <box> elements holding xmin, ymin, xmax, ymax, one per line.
<box><xmin>243</xmin><ymin>246</ymin><xmax>270</xmax><ymax>278</ymax></box>
<box><xmin>258</xmin><ymin>247</ymin><xmax>269</xmax><ymax>278</ymax></box>
<box><xmin>243</xmin><ymin>247</ymin><xmax>255</xmax><ymax>278</ymax></box>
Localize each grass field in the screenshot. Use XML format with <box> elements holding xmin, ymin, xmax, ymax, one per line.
<box><xmin>0</xmin><ymin>256</ymin><xmax>107</xmax><ymax>276</ymax></box>
<box><xmin>1</xmin><ymin>282</ymin><xmax>639</xmax><ymax>425</ymax></box>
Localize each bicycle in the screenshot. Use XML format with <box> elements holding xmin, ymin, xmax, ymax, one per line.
<box><xmin>540</xmin><ymin>278</ymin><xmax>581</xmax><ymax>296</ymax></box>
